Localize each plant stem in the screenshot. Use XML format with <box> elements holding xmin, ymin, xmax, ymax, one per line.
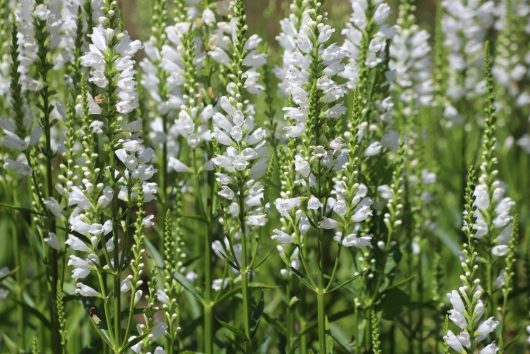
<box><xmin>204</xmin><ymin>303</ymin><xmax>213</xmax><ymax>353</ymax></box>
<box><xmin>204</xmin><ymin>200</ymin><xmax>213</xmax><ymax>354</ymax></box>
<box><xmin>37</xmin><ymin>23</ymin><xmax>61</xmax><ymax>353</ymax></box>
<box><xmin>317</xmin><ymin>233</ymin><xmax>327</xmax><ymax>353</ymax></box>
<box><xmin>316</xmin><ymin>288</ymin><xmax>326</xmax><ymax>353</ymax></box>
<box><xmin>112</xmin><ymin>187</ymin><xmax>121</xmax><ymax>350</ymax></box>
<box><xmin>160</xmin><ymin>113</ymin><xmax>169</xmax><ymax>209</ymax></box>
<box><xmin>13</xmin><ymin>211</ymin><xmax>24</xmax><ymax>347</ymax></box>
<box><xmin>286</xmin><ymin>281</ymin><xmax>293</xmax><ymax>353</ymax></box>
<box><xmin>239</xmin><ymin>177</ymin><xmax>252</xmax><ymax>352</ymax></box>
<box><xmin>300</xmin><ymin>289</ymin><xmax>309</xmax><ymax>354</ymax></box>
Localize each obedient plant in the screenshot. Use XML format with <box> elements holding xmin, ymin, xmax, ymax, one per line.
<box><xmin>1</xmin><ymin>0</ymin><xmax>530</xmax><ymax>353</ymax></box>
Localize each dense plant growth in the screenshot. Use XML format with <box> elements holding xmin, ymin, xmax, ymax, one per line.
<box><xmin>0</xmin><ymin>0</ymin><xmax>529</xmax><ymax>353</ymax></box>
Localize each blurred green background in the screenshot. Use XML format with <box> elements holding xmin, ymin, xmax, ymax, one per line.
<box><xmin>121</xmin><ymin>0</ymin><xmax>439</xmax><ymax>44</ymax></box>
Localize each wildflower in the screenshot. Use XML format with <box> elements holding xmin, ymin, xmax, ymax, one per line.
<box><xmin>75</xmin><ymin>283</ymin><xmax>100</xmax><ymax>297</ymax></box>
<box><xmin>341</xmin><ymin>0</ymin><xmax>395</xmax><ymax>88</ymax></box>
<box><xmin>81</xmin><ymin>26</ymin><xmax>142</xmax><ymax>113</ymax></box>
<box><xmin>441</xmin><ymin>0</ymin><xmax>495</xmax><ymax>120</ymax></box>
<box><xmin>389</xmin><ymin>1</ymin><xmax>433</xmax><ymax>109</ymax></box>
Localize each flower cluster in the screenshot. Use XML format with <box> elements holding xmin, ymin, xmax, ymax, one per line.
<box><xmin>81</xmin><ymin>26</ymin><xmax>142</xmax><ymax>114</ymax></box>
<box><xmin>1</xmin><ymin>0</ymin><xmax>530</xmax><ymax>353</ymax></box>
<box><xmin>441</xmin><ymin>0</ymin><xmax>495</xmax><ymax>122</ymax></box>
<box><xmin>341</xmin><ymin>0</ymin><xmax>395</xmax><ymax>89</ymax></box>
<box><xmin>444</xmin><ymin>248</ymin><xmax>499</xmax><ymax>354</ymax></box>
<box><xmin>389</xmin><ymin>1</ymin><xmax>433</xmax><ymax>111</ymax></box>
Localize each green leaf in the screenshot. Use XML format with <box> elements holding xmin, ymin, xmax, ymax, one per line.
<box><xmin>325</xmin><ymin>316</ymin><xmax>334</xmax><ymax>354</ymax></box>
<box><xmin>261</xmin><ymin>311</ymin><xmax>287</xmax><ymax>336</ymax></box>
<box><xmin>1</xmin><ymin>333</ymin><xmax>19</xmax><ymax>352</ymax></box>
<box><xmin>11</xmin><ymin>298</ymin><xmax>51</xmax><ymax>327</ymax></box>
<box><xmin>251</xmin><ymin>248</ymin><xmax>274</xmax><ymax>270</ymax></box>
<box><xmin>144</xmin><ymin>238</ymin><xmax>164</xmax><ymax>268</ymax></box>
<box><xmin>0</xmin><ymin>267</ymin><xmax>18</xmax><ymax>282</ymax></box>
<box><xmin>0</xmin><ymin>202</ymin><xmax>45</xmax><ymax>216</ymax></box>
<box><xmin>327</xmin><ymin>274</ymin><xmax>360</xmax><ymax>293</ymax></box>
<box><xmin>216</xmin><ymin>317</ymin><xmax>248</xmax><ymax>340</ymax></box>
<box><xmin>377</xmin><ymin>288</ymin><xmax>411</xmax><ymax>320</ymax></box>
<box><xmin>289</xmin><ymin>266</ymin><xmax>314</xmax><ymax>290</ymax></box>
<box><xmin>214</xmin><ymin>283</ymin><xmax>276</xmax><ymax>306</ymax></box>
<box><xmin>172</xmin><ymin>271</ymin><xmax>204</xmax><ymax>303</ymax></box>
<box><xmin>119</xmin><ymin>329</ymin><xmax>151</xmax><ymax>352</ymax></box>
<box><xmin>250</xmin><ymin>291</ymin><xmax>264</xmax><ymax>337</ymax></box>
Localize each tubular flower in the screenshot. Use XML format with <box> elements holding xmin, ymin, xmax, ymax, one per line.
<box><xmin>441</xmin><ymin>0</ymin><xmax>495</xmax><ymax>122</ymax></box>
<box><xmin>389</xmin><ymin>1</ymin><xmax>433</xmax><ymax>111</ymax></box>
<box><xmin>340</xmin><ymin>0</ymin><xmax>395</xmax><ymax>89</ymax></box>
<box><xmin>81</xmin><ymin>26</ymin><xmax>142</xmax><ymax>114</ymax></box>
<box><xmin>444</xmin><ymin>255</ymin><xmax>499</xmax><ymax>353</ymax></box>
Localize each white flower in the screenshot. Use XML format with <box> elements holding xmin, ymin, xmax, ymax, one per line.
<box><xmin>475</xmin><ymin>317</ymin><xmax>498</xmax><ymax>342</ymax></box>
<box><xmin>365</xmin><ymin>141</ymin><xmax>383</xmax><ymax>157</ymax></box>
<box><xmin>444</xmin><ymin>330</ymin><xmax>465</xmax><ymax>352</ymax></box>
<box><xmin>45</xmin><ymin>232</ymin><xmax>61</xmax><ymax>250</ymax></box>
<box><xmin>153</xmin><ymin>347</ymin><xmax>166</xmax><ymax>354</ymax></box>
<box><xmin>66</xmin><ymin>234</ymin><xmax>89</xmax><ymax>252</ymax></box>
<box><xmin>308</xmin><ymin>196</ymin><xmax>323</xmax><ymax>210</ymax></box>
<box><xmin>479</xmin><ymin>343</ymin><xmax>498</xmax><ymax>354</ymax></box>
<box><xmin>68</xmin><ymin>255</ymin><xmax>91</xmax><ymax>279</ymax></box>
<box><xmin>212</xmin><ymin>278</ymin><xmax>229</xmax><ymax>292</ymax></box>
<box><xmin>271</xmin><ymin>229</ymin><xmax>293</xmax><ymax>245</ymax></box>
<box><xmin>202</xmin><ymin>8</ymin><xmax>216</xmax><ymax>26</ymax></box>
<box><xmin>341</xmin><ymin>0</ymin><xmax>395</xmax><ymax>88</ymax></box>
<box><xmin>97</xmin><ymin>187</ymin><xmax>113</xmax><ymax>208</ymax></box>
<box><xmin>128</xmin><ymin>336</ymin><xmax>142</xmax><ymax>353</ymax></box>
<box><xmin>492</xmin><ymin>245</ymin><xmax>508</xmax><ymax>257</ymax></box>
<box><xmin>448</xmin><ymin>290</ymin><xmax>465</xmax><ymax>313</ymax></box>
<box><xmin>448</xmin><ymin>309</ymin><xmax>467</xmax><ymax>329</ymax></box>
<box><xmin>247</xmin><ymin>215</ymin><xmax>267</xmax><ymax>227</ymax></box>
<box><xmin>275</xmin><ymin>197</ymin><xmax>301</xmax><ymax>217</ymax></box>
<box><xmin>70</xmin><ymin>214</ymin><xmax>92</xmax><ymax>236</ymax></box>
<box><xmin>442</xmin><ymin>0</ymin><xmax>494</xmax><ymax>111</ymax></box>
<box><xmin>374</xmin><ymin>4</ymin><xmax>391</xmax><ymax>25</ymax></box>
<box><xmin>75</xmin><ymin>283</ymin><xmax>100</xmax><ymax>297</ymax></box>
<box><xmin>44</xmin><ymin>198</ymin><xmax>62</xmax><ymax>217</ymax></box>
<box><xmin>319</xmin><ymin>218</ymin><xmax>338</xmax><ymax>229</ymax></box>
<box><xmin>151</xmin><ymin>321</ymin><xmax>168</xmax><ymax>340</ymax></box>
<box><xmin>377</xmin><ymin>185</ymin><xmax>392</xmax><ymax>200</ymax></box>
<box><xmin>352</xmin><ymin>199</ymin><xmax>373</xmax><ymax>222</ymax></box>
<box><xmin>121</xmin><ymin>277</ymin><xmax>132</xmax><ymax>293</ymax></box>
<box><xmin>69</xmin><ymin>187</ymin><xmax>90</xmax><ymax>210</ymax></box>
<box><xmin>473</xmin><ymin>184</ymin><xmax>490</xmax><ymax>210</ymax></box>
<box><xmin>143</xmin><ymin>215</ymin><xmax>155</xmax><ymax>228</ymax></box>
<box><xmin>4</xmin><ymin>157</ymin><xmax>32</xmax><ymax>176</ymax></box>
<box><xmin>294</xmin><ymin>155</ymin><xmax>310</xmax><ymax>177</ymax></box>
<box><xmin>218</xmin><ymin>186</ymin><xmax>235</xmax><ymax>200</ymax></box>
<box><xmin>81</xmin><ymin>26</ymin><xmax>141</xmax><ymax>114</ymax></box>
<box><xmin>342</xmin><ymin>234</ymin><xmax>372</xmax><ymax>248</ymax></box>
<box><xmin>168</xmin><ymin>157</ymin><xmax>189</xmax><ymax>172</ymax></box>
<box><xmin>90</xmin><ymin>121</ymin><xmax>104</xmax><ymax>134</ymax></box>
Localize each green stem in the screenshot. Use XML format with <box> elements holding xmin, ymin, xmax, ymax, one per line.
<box><xmin>317</xmin><ymin>232</ymin><xmax>327</xmax><ymax>353</ymax></box>
<box><xmin>354</xmin><ymin>303</ymin><xmax>361</xmax><ymax>354</ymax></box>
<box><xmin>160</xmin><ymin>113</ymin><xmax>169</xmax><ymax>208</ymax></box>
<box><xmin>197</xmin><ymin>150</ymin><xmax>214</xmax><ymax>354</ymax></box>
<box><xmin>112</xmin><ymin>200</ymin><xmax>121</xmax><ymax>350</ymax></box>
<box><xmin>286</xmin><ymin>282</ymin><xmax>293</xmax><ymax>353</ymax></box>
<box><xmin>300</xmin><ymin>289</ymin><xmax>309</xmax><ymax>354</ymax></box>
<box><xmin>35</xmin><ymin>9</ymin><xmax>61</xmax><ymax>350</ymax></box>
<box><xmin>12</xmin><ymin>188</ymin><xmax>24</xmax><ymax>347</ymax></box>
<box><xmin>203</xmin><ymin>221</ymin><xmax>213</xmax><ymax>354</ymax></box>
<box><xmin>204</xmin><ymin>303</ymin><xmax>213</xmax><ymax>354</ymax></box>
<box><xmin>239</xmin><ymin>177</ymin><xmax>252</xmax><ymax>352</ymax></box>
<box><xmin>96</xmin><ymin>271</ymin><xmax>115</xmax><ymax>346</ymax></box>
<box><xmin>316</xmin><ymin>288</ymin><xmax>326</xmax><ymax>353</ymax></box>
